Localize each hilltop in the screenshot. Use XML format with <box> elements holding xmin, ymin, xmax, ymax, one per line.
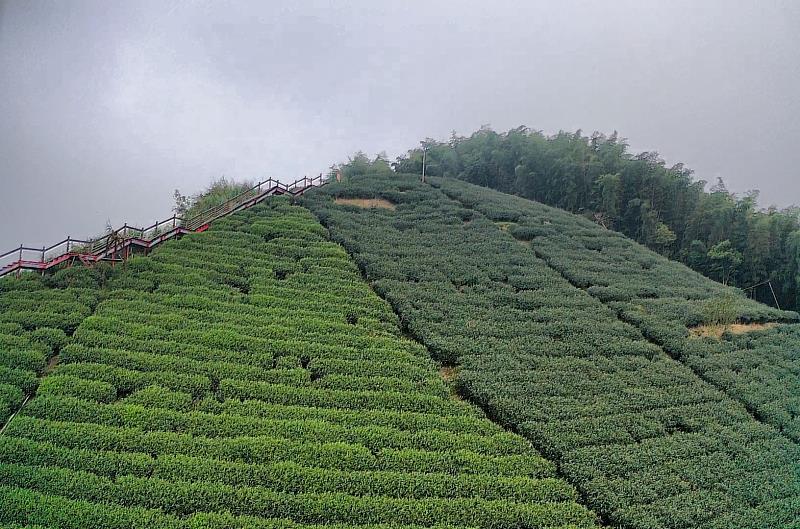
<box><xmin>0</xmin><ymin>174</ymin><xmax>798</xmax><ymax>529</ymax></box>
<box><xmin>350</xmin><ymin>127</ymin><xmax>800</xmax><ymax>312</ymax></box>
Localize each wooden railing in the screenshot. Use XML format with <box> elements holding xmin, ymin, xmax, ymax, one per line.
<box><xmin>0</xmin><ymin>175</ymin><xmax>327</xmax><ymax>277</ymax></box>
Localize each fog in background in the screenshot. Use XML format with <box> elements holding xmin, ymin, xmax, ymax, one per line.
<box><xmin>1</xmin><ymin>0</ymin><xmax>799</xmax><ymax>250</ymax></box>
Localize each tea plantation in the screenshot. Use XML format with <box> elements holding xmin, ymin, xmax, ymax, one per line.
<box><xmin>0</xmin><ymin>199</ymin><xmax>597</xmax><ymax>529</ymax></box>
<box><xmin>0</xmin><ymin>273</ymin><xmax>99</xmax><ymax>425</ymax></box>
<box><xmin>304</xmin><ymin>175</ymin><xmax>800</xmax><ymax>529</ymax></box>
<box><xmin>3</xmin><ymin>175</ymin><xmax>800</xmax><ymax>529</ymax></box>
<box><xmin>433</xmin><ymin>177</ymin><xmax>800</xmax><ymax>444</ymax></box>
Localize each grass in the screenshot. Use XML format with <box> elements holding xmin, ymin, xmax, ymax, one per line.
<box><xmin>689</xmin><ymin>322</ymin><xmax>780</xmax><ymax>339</ymax></box>
<box><xmin>334</xmin><ymin>198</ymin><xmax>396</xmax><ymax>210</ymax></box>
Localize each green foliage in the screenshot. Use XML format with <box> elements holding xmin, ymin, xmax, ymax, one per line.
<box><xmin>303</xmin><ymin>173</ymin><xmax>800</xmax><ymax>529</ymax></box>
<box><xmin>651</xmin><ymin>222</ymin><xmax>677</xmax><ymax>250</ymax></box>
<box><xmin>433</xmin><ymin>176</ymin><xmax>800</xmax><ymax>448</ymax></box>
<box><xmin>122</xmin><ymin>385</ymin><xmax>194</xmax><ymax>411</ymax></box>
<box><xmin>617</xmin><ymin>297</ymin><xmax>800</xmax><ymax>442</ymax></box>
<box><xmin>28</xmin><ymin>327</ymin><xmax>69</xmax><ymax>353</ymax></box>
<box><xmin>179</xmin><ymin>177</ymin><xmax>255</xmax><ymax>219</ymax></box>
<box><xmin>337</xmin><ymin>152</ymin><xmax>394</xmax><ymax>180</ymax></box>
<box><xmin>0</xmin><ymin>277</ymin><xmax>101</xmax><ymax>431</ymax></box>
<box><xmin>0</xmin><ymin>462</ymin><xmax>596</xmax><ymax>528</ymax></box>
<box><xmin>706</xmin><ymin>240</ymin><xmax>743</xmax><ymax>285</ymax></box>
<box><xmin>0</xmin><ymin>436</ymin><xmax>570</xmax><ymax>504</ymax></box>
<box><xmin>37</xmin><ymin>375</ymin><xmax>117</xmax><ymax>403</ymax></box>
<box><xmin>45</xmin><ymin>264</ymin><xmax>112</xmax><ymax>290</ymax></box>
<box><xmin>0</xmin><ymin>198</ymin><xmax>592</xmax><ymax>528</ymax></box>
<box><xmin>0</xmin><ymin>383</ymin><xmax>24</xmax><ymax>424</ymax></box>
<box><xmin>388</xmin><ymin>126</ymin><xmax>800</xmax><ymax>311</ymax></box>
<box><xmin>701</xmin><ymin>294</ymin><xmax>740</xmax><ymax>326</ymax></box>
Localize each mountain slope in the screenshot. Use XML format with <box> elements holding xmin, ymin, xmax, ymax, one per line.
<box><xmin>303</xmin><ymin>174</ymin><xmax>800</xmax><ymax>529</ymax></box>
<box><xmin>390</xmin><ymin>127</ymin><xmax>800</xmax><ymax>312</ymax></box>
<box><xmin>0</xmin><ymin>198</ymin><xmax>596</xmax><ymax>529</ymax></box>
<box><xmin>433</xmin><ymin>177</ymin><xmax>800</xmax><ymax>442</ymax></box>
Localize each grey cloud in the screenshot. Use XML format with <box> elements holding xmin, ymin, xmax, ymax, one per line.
<box><xmin>1</xmin><ymin>0</ymin><xmax>799</xmax><ymax>250</ymax></box>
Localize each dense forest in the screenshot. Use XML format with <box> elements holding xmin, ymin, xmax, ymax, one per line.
<box><xmin>339</xmin><ymin>127</ymin><xmax>800</xmax><ymax>311</ymax></box>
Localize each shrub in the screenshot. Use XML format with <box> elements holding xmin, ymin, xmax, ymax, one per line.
<box><xmin>36</xmin><ymin>375</ymin><xmax>117</xmax><ymax>403</ymax></box>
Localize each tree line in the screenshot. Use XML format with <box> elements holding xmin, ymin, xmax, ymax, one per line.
<box><xmin>338</xmin><ymin>126</ymin><xmax>800</xmax><ymax>311</ymax></box>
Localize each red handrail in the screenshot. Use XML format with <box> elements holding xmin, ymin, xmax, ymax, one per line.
<box><xmin>0</xmin><ymin>175</ymin><xmax>328</xmax><ymax>277</ymax></box>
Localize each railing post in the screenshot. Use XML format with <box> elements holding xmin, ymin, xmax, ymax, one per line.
<box><xmin>18</xmin><ymin>245</ymin><xmax>22</xmax><ymax>263</ymax></box>
<box><xmin>66</xmin><ymin>237</ymin><xmax>71</xmax><ymax>253</ymax></box>
<box><xmin>41</xmin><ymin>246</ymin><xmax>45</xmax><ymax>262</ymax></box>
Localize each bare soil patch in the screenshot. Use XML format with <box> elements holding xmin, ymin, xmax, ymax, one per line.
<box><xmin>44</xmin><ymin>355</ymin><xmax>60</xmax><ymax>375</ymax></box>
<box><xmin>334</xmin><ymin>198</ymin><xmax>396</xmax><ymax>210</ymax></box>
<box><xmin>690</xmin><ymin>322</ymin><xmax>779</xmax><ymax>339</ymax></box>
<box><xmin>439</xmin><ymin>366</ymin><xmax>463</xmax><ymax>400</ymax></box>
<box><xmin>440</xmin><ymin>366</ymin><xmax>458</xmax><ymax>382</ymax></box>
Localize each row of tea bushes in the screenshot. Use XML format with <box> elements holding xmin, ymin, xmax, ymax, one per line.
<box><xmin>433</xmin><ymin>177</ymin><xmax>796</xmax><ymax>323</ymax></box>
<box><xmin>0</xmin><ymin>462</ymin><xmax>592</xmax><ymax>529</ymax></box>
<box><xmin>5</xmin><ymin>415</ymin><xmax>552</xmax><ymax>478</ymax></box>
<box><xmin>303</xmin><ymin>174</ymin><xmax>800</xmax><ymax>529</ymax></box>
<box><xmin>1</xmin><ymin>198</ymin><xmax>596</xmax><ymax>528</ymax></box>
<box><xmin>6</xmin><ymin>483</ymin><xmax>587</xmax><ymax>529</ymax></box>
<box><xmin>434</xmin><ymin>177</ymin><xmax>800</xmax><ymax>446</ymax></box>
<box><xmin>20</xmin><ymin>395</ymin><xmax>519</xmax><ymax>455</ymax></box>
<box><xmin>617</xmin><ymin>300</ymin><xmax>800</xmax><ymax>442</ymax></box>
<box><xmin>0</xmin><ymin>436</ymin><xmax>573</xmax><ymax>503</ymax></box>
<box><xmin>433</xmin><ymin>177</ymin><xmax>740</xmax><ymax>302</ymax></box>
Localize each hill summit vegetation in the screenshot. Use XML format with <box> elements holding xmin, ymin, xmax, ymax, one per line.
<box><xmin>340</xmin><ymin>126</ymin><xmax>800</xmax><ymax>311</ymax></box>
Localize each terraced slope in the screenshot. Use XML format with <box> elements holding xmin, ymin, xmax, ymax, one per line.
<box><xmin>0</xmin><ymin>198</ymin><xmax>596</xmax><ymax>529</ymax></box>
<box><xmin>304</xmin><ymin>175</ymin><xmax>800</xmax><ymax>529</ymax></box>
<box><xmin>0</xmin><ymin>272</ymin><xmax>102</xmax><ymax>424</ymax></box>
<box><xmin>434</xmin><ymin>178</ymin><xmax>800</xmax><ymax>443</ymax></box>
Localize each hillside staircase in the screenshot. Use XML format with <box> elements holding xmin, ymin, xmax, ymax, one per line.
<box><xmin>0</xmin><ymin>175</ymin><xmax>326</xmax><ymax>278</ymax></box>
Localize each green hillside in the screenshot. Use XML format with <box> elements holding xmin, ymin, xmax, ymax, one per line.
<box><xmin>0</xmin><ymin>277</ymin><xmax>99</xmax><ymax>425</ymax></box>
<box><xmin>303</xmin><ymin>174</ymin><xmax>800</xmax><ymax>529</ymax></box>
<box><xmin>2</xmin><ymin>175</ymin><xmax>799</xmax><ymax>529</ymax></box>
<box><xmin>433</xmin><ymin>177</ymin><xmax>800</xmax><ymax>442</ymax></box>
<box><xmin>0</xmin><ymin>199</ymin><xmax>595</xmax><ymax>529</ymax></box>
<box><xmin>389</xmin><ymin>127</ymin><xmax>800</xmax><ymax>312</ymax></box>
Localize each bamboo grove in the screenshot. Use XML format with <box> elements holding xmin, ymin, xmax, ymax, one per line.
<box><xmin>303</xmin><ymin>174</ymin><xmax>800</xmax><ymax>529</ymax></box>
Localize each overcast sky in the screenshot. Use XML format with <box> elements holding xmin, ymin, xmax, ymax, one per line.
<box><xmin>1</xmin><ymin>0</ymin><xmax>798</xmax><ymax>250</ymax></box>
